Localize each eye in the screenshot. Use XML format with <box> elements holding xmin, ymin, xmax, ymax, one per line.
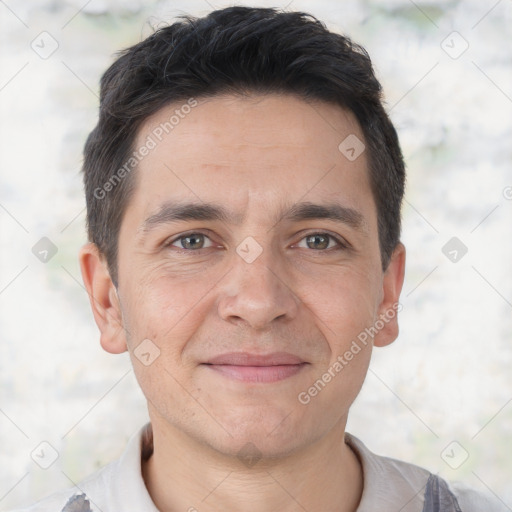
<box><xmin>297</xmin><ymin>233</ymin><xmax>344</xmax><ymax>250</ymax></box>
<box><xmin>169</xmin><ymin>233</ymin><xmax>214</xmax><ymax>250</ymax></box>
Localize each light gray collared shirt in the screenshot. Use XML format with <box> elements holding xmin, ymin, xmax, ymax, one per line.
<box><xmin>11</xmin><ymin>424</ymin><xmax>507</xmax><ymax>512</ymax></box>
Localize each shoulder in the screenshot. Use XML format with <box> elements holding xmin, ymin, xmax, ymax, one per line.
<box><xmin>449</xmin><ymin>481</ymin><xmax>509</xmax><ymax>512</ymax></box>
<box><xmin>345</xmin><ymin>433</ymin><xmax>507</xmax><ymax>512</ymax></box>
<box><xmin>7</xmin><ymin>463</ymin><xmax>115</xmax><ymax>512</ymax></box>
<box><xmin>8</xmin><ymin>424</ymin><xmax>155</xmax><ymax>512</ymax></box>
<box><xmin>346</xmin><ymin>432</ymin><xmax>431</xmax><ymax>511</ymax></box>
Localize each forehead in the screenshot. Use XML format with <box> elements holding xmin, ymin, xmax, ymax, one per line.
<box><xmin>130</xmin><ymin>93</ymin><xmax>374</xmax><ymax>224</ymax></box>
<box><xmin>137</xmin><ymin>93</ymin><xmax>363</xmax><ymax>158</ymax></box>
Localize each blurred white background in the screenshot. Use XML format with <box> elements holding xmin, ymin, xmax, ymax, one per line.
<box><xmin>0</xmin><ymin>0</ymin><xmax>511</xmax><ymax>509</ymax></box>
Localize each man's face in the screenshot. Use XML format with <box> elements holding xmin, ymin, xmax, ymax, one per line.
<box><xmin>101</xmin><ymin>94</ymin><xmax>403</xmax><ymax>458</ymax></box>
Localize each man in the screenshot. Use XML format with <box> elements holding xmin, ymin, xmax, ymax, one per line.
<box><xmin>12</xmin><ymin>6</ymin><xmax>505</xmax><ymax>512</ymax></box>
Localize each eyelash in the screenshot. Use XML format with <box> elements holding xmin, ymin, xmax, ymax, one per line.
<box><xmin>163</xmin><ymin>230</ymin><xmax>349</xmax><ymax>252</ymax></box>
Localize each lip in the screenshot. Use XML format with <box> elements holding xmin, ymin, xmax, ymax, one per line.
<box><xmin>203</xmin><ymin>352</ymin><xmax>308</xmax><ymax>383</ymax></box>
<box><xmin>206</xmin><ymin>352</ymin><xmax>305</xmax><ymax>366</ymax></box>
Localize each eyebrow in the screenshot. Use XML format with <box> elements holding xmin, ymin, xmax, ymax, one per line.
<box><xmin>282</xmin><ymin>202</ymin><xmax>364</xmax><ymax>229</ymax></box>
<box><xmin>138</xmin><ymin>200</ymin><xmax>365</xmax><ymax>238</ymax></box>
<box><xmin>140</xmin><ymin>202</ymin><xmax>241</xmax><ymax>234</ymax></box>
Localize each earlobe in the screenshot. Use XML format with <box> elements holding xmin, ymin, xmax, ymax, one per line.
<box><xmin>78</xmin><ymin>243</ymin><xmax>128</xmax><ymax>354</ymax></box>
<box><xmin>373</xmin><ymin>242</ymin><xmax>406</xmax><ymax>348</ymax></box>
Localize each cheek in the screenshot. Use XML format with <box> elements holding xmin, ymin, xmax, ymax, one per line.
<box><xmin>296</xmin><ymin>270</ymin><xmax>377</xmax><ymax>406</ymax></box>
<box><xmin>123</xmin><ymin>273</ymin><xmax>209</xmax><ymax>416</ymax></box>
<box><xmin>121</xmin><ymin>268</ymin><xmax>218</xmax><ymax>357</ymax></box>
<box><xmin>299</xmin><ymin>264</ymin><xmax>381</xmax><ymax>345</ymax></box>
<box><xmin>129</xmin><ymin>354</ymin><xmax>199</xmax><ymax>432</ymax></box>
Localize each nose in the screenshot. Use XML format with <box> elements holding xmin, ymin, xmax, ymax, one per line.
<box><xmin>217</xmin><ymin>246</ymin><xmax>299</xmax><ymax>330</ymax></box>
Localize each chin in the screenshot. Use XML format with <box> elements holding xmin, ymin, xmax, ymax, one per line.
<box><xmin>209</xmin><ymin>431</ymin><xmax>306</xmax><ymax>463</ymax></box>
<box><xmin>207</xmin><ymin>408</ymin><xmax>319</xmax><ymax>460</ymax></box>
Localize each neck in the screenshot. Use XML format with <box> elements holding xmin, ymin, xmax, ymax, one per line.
<box><xmin>142</xmin><ymin>420</ymin><xmax>363</xmax><ymax>512</ymax></box>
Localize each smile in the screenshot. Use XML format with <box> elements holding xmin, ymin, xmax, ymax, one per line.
<box><xmin>202</xmin><ymin>352</ymin><xmax>308</xmax><ymax>383</ymax></box>
<box><xmin>203</xmin><ymin>362</ymin><xmax>308</xmax><ymax>383</ymax></box>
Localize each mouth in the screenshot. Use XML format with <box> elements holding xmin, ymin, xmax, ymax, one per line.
<box><xmin>202</xmin><ymin>352</ymin><xmax>308</xmax><ymax>383</ymax></box>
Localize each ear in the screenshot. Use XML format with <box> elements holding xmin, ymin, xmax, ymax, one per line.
<box><xmin>373</xmin><ymin>242</ymin><xmax>406</xmax><ymax>348</ymax></box>
<box><xmin>78</xmin><ymin>242</ymin><xmax>127</xmax><ymax>354</ymax></box>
